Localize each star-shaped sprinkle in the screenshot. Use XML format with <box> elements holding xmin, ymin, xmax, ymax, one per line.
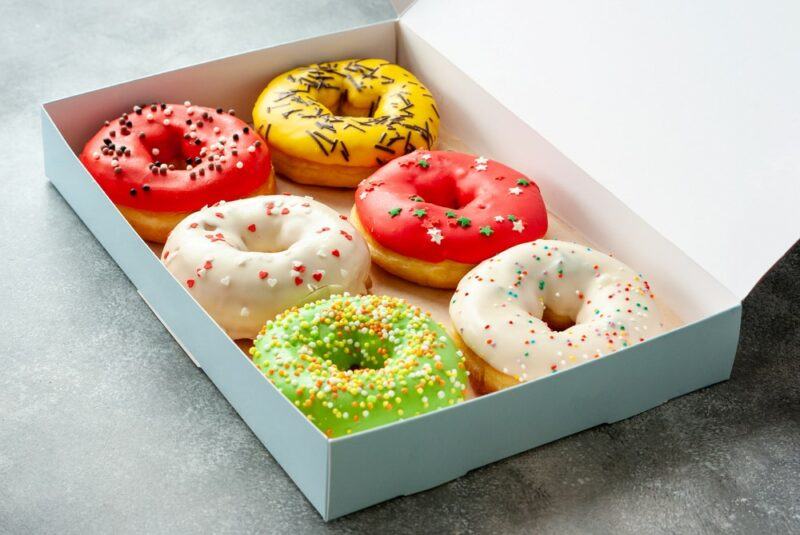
<box><xmin>419</xmin><ymin>153</ymin><xmax>432</xmax><ymax>160</ymax></box>
<box><xmin>507</xmin><ymin>214</ymin><xmax>518</xmax><ymax>222</ymax></box>
<box><xmin>359</xmin><ymin>191</ymin><xmax>368</xmax><ymax>200</ymax></box>
<box><xmin>474</xmin><ymin>164</ymin><xmax>488</xmax><ymax>172</ymax></box>
<box><xmin>445</xmin><ymin>210</ymin><xmax>457</xmax><ymax>218</ymax></box>
<box><xmin>512</xmin><ymin>219</ymin><xmax>526</xmax><ymax>233</ymax></box>
<box><xmin>456</xmin><ymin>216</ymin><xmax>472</xmax><ymax>228</ymax></box>
<box><xmin>479</xmin><ymin>226</ymin><xmax>494</xmax><ymax>236</ymax></box>
<box><xmin>427</xmin><ymin>227</ymin><xmax>443</xmax><ymax>244</ymax></box>
<box><xmin>517</xmin><ymin>178</ymin><xmax>530</xmax><ymax>186</ymax></box>
<box><xmin>508</xmin><ymin>187</ymin><xmax>523</xmax><ymax>195</ymax></box>
<box><xmin>475</xmin><ymin>156</ymin><xmax>489</xmax><ymax>165</ymax></box>
<box><xmin>388</xmin><ymin>207</ymin><xmax>402</xmax><ymax>217</ymax></box>
<box><xmin>413</xmin><ymin>208</ymin><xmax>427</xmax><ymax>218</ymax></box>
<box><xmin>417</xmin><ymin>159</ymin><xmax>430</xmax><ymax>168</ymax></box>
<box><xmin>494</xmin><ymin>215</ymin><xmax>505</xmax><ymax>222</ymax></box>
<box><xmin>409</xmin><ymin>194</ymin><xmax>425</xmax><ymax>202</ymax></box>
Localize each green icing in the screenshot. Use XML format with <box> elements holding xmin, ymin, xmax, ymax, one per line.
<box><xmin>251</xmin><ymin>294</ymin><xmax>467</xmax><ymax>438</ymax></box>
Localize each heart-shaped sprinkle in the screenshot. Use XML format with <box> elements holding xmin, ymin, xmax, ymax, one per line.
<box><xmin>258</xmin><ymin>271</ymin><xmax>268</xmax><ymax>279</ymax></box>
<box><xmin>186</xmin><ymin>279</ymin><xmax>195</xmax><ymax>288</ymax></box>
<box><xmin>247</xmin><ymin>224</ymin><xmax>256</xmax><ymax>232</ymax></box>
<box><xmin>331</xmin><ymin>249</ymin><xmax>340</xmax><ymax>257</ymax></box>
<box><xmin>220</xmin><ymin>276</ymin><xmax>230</xmax><ymax>286</ymax></box>
<box><xmin>294</xmin><ymin>277</ymin><xmax>303</xmax><ymax>286</ymax></box>
<box><xmin>313</xmin><ymin>271</ymin><xmax>324</xmax><ymax>281</ymax></box>
<box><xmin>203</xmin><ymin>260</ymin><xmax>213</xmax><ymax>270</ymax></box>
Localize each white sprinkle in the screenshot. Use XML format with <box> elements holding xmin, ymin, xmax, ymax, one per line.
<box><xmin>248</xmin><ymin>145</ymin><xmax>256</xmax><ymax>153</ymax></box>
<box><xmin>240</xmin><ymin>307</ymin><xmax>250</xmax><ymax>317</ymax></box>
<box><xmin>146</xmin><ymin>113</ymin><xmax>154</xmax><ymax>122</ymax></box>
<box><xmin>92</xmin><ymin>151</ymin><xmax>100</xmax><ymax>160</ymax></box>
<box><xmin>427</xmin><ymin>227</ymin><xmax>444</xmax><ymax>245</ymax></box>
<box><xmin>267</xmin><ymin>278</ymin><xmax>278</xmax><ymax>287</ymax></box>
<box><xmin>163</xmin><ymin>119</ymin><xmax>170</xmax><ymax>126</ymax></box>
<box><xmin>151</xmin><ymin>148</ymin><xmax>160</xmax><ymax>156</ymax></box>
<box><xmin>220</xmin><ymin>276</ymin><xmax>230</xmax><ymax>286</ymax></box>
<box><xmin>508</xmin><ymin>187</ymin><xmax>523</xmax><ymax>195</ymax></box>
<box><xmin>236</xmin><ymin>161</ymin><xmax>244</xmax><ymax>169</ymax></box>
<box><xmin>164</xmin><ymin>107</ymin><xmax>173</xmax><ymax>116</ymax></box>
<box><xmin>183</xmin><ymin>100</ymin><xmax>191</xmax><ymax>107</ymax></box>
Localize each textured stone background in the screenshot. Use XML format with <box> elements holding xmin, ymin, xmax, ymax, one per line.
<box><xmin>1</xmin><ymin>1</ymin><xmax>798</xmax><ymax>533</ymax></box>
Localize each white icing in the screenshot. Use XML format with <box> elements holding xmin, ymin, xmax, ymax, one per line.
<box><xmin>449</xmin><ymin>239</ymin><xmax>665</xmax><ymax>382</ymax></box>
<box><xmin>163</xmin><ymin>195</ymin><xmax>371</xmax><ymax>339</ymax></box>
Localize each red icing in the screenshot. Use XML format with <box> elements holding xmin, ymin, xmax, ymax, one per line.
<box><xmin>79</xmin><ymin>103</ymin><xmax>271</xmax><ymax>212</ymax></box>
<box><xmin>354</xmin><ymin>150</ymin><xmax>548</xmax><ymax>264</ymax></box>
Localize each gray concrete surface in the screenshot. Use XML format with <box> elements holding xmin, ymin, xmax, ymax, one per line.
<box><xmin>1</xmin><ymin>1</ymin><xmax>798</xmax><ymax>533</ymax></box>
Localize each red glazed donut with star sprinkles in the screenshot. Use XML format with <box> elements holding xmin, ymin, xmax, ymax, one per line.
<box><xmin>80</xmin><ymin>102</ymin><xmax>276</xmax><ymax>243</ymax></box>
<box><xmin>350</xmin><ymin>150</ymin><xmax>548</xmax><ymax>288</ymax></box>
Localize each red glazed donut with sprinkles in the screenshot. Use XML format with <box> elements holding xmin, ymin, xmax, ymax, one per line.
<box><xmin>350</xmin><ymin>150</ymin><xmax>548</xmax><ymax>288</ymax></box>
<box><xmin>80</xmin><ymin>102</ymin><xmax>276</xmax><ymax>243</ymax></box>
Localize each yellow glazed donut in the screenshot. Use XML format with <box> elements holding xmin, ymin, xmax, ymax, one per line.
<box><xmin>252</xmin><ymin>59</ymin><xmax>440</xmax><ymax>187</ymax></box>
<box><xmin>449</xmin><ymin>240</ymin><xmax>667</xmax><ymax>394</ymax></box>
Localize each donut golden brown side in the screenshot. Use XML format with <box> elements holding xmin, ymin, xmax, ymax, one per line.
<box><xmin>349</xmin><ymin>206</ymin><xmax>473</xmax><ymax>289</ymax></box>
<box><xmin>452</xmin><ymin>330</ymin><xmax>520</xmax><ymax>395</ymax></box>
<box><xmin>118</xmin><ymin>170</ymin><xmax>276</xmax><ymax>243</ymax></box>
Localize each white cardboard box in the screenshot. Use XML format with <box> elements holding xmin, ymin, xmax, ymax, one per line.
<box><xmin>40</xmin><ymin>0</ymin><xmax>799</xmax><ymax>520</ymax></box>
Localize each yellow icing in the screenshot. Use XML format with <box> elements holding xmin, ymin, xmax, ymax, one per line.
<box><xmin>252</xmin><ymin>59</ymin><xmax>440</xmax><ymax>168</ymax></box>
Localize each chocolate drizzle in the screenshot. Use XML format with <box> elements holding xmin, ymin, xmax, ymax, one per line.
<box><xmin>257</xmin><ymin>59</ymin><xmax>439</xmax><ymax>163</ymax></box>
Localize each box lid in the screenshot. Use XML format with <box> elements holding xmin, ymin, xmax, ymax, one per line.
<box><xmin>400</xmin><ymin>0</ymin><xmax>799</xmax><ymax>299</ymax></box>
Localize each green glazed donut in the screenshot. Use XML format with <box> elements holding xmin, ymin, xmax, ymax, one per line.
<box><xmin>251</xmin><ymin>293</ymin><xmax>467</xmax><ymax>437</ymax></box>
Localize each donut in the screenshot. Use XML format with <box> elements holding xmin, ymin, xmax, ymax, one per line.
<box><xmin>161</xmin><ymin>195</ymin><xmax>371</xmax><ymax>340</ymax></box>
<box><xmin>351</xmin><ymin>150</ymin><xmax>548</xmax><ymax>288</ymax></box>
<box><xmin>252</xmin><ymin>59</ymin><xmax>439</xmax><ymax>188</ymax></box>
<box><xmin>80</xmin><ymin>102</ymin><xmax>275</xmax><ymax>243</ymax></box>
<box><xmin>250</xmin><ymin>293</ymin><xmax>468</xmax><ymax>437</ymax></box>
<box><xmin>449</xmin><ymin>240</ymin><xmax>666</xmax><ymax>394</ymax></box>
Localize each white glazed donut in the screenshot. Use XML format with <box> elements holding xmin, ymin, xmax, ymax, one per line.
<box><xmin>449</xmin><ymin>239</ymin><xmax>666</xmax><ymax>394</ymax></box>
<box><xmin>162</xmin><ymin>195</ymin><xmax>371</xmax><ymax>339</ymax></box>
